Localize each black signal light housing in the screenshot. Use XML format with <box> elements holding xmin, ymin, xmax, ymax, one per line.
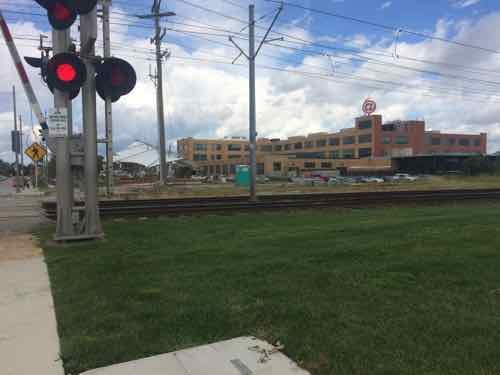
<box><xmin>96</xmin><ymin>57</ymin><xmax>137</xmax><ymax>102</ymax></box>
<box><xmin>34</xmin><ymin>0</ymin><xmax>98</xmax><ymax>30</ymax></box>
<box><xmin>46</xmin><ymin>52</ymin><xmax>87</xmax><ymax>96</ymax></box>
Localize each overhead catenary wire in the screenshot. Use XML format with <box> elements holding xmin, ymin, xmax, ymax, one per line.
<box><xmin>2</xmin><ymin>1</ymin><xmax>500</xmax><ymax>104</ymax></box>
<box><xmin>264</xmin><ymin>0</ymin><xmax>500</xmax><ymax>55</ymax></box>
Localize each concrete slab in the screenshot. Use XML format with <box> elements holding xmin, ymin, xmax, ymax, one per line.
<box><xmin>0</xmin><ymin>235</ymin><xmax>64</xmax><ymax>375</ymax></box>
<box><xmin>81</xmin><ymin>337</ymin><xmax>310</xmax><ymax>375</ymax></box>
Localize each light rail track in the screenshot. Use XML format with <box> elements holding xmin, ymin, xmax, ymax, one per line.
<box><xmin>41</xmin><ymin>188</ymin><xmax>500</xmax><ymax>220</ymax></box>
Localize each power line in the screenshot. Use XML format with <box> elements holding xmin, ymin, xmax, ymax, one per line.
<box><xmin>265</xmin><ymin>0</ymin><xmax>500</xmax><ymax>55</ymax></box>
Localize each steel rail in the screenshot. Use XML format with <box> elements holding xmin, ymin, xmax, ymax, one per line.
<box><xmin>42</xmin><ymin>188</ymin><xmax>500</xmax><ymax>220</ymax></box>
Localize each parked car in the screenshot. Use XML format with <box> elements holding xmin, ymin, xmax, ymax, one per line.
<box><xmin>394</xmin><ymin>173</ymin><xmax>418</xmax><ymax>182</ymax></box>
<box><xmin>363</xmin><ymin>177</ymin><xmax>384</xmax><ymax>183</ymax></box>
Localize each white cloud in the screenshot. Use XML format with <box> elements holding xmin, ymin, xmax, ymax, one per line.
<box><xmin>451</xmin><ymin>0</ymin><xmax>481</xmax><ymax>8</ymax></box>
<box><xmin>380</xmin><ymin>1</ymin><xmax>393</xmax><ymax>10</ymax></box>
<box><xmin>1</xmin><ymin>6</ymin><xmax>500</xmax><ymax>166</ymax></box>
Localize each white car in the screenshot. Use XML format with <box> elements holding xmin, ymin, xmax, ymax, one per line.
<box><xmin>394</xmin><ymin>173</ymin><xmax>418</xmax><ymax>182</ymax></box>
<box><xmin>363</xmin><ymin>177</ymin><xmax>384</xmax><ymax>183</ymax></box>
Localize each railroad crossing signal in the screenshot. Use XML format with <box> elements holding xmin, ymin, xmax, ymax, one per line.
<box><xmin>96</xmin><ymin>58</ymin><xmax>137</xmax><ymax>102</ymax></box>
<box><xmin>25</xmin><ymin>142</ymin><xmax>48</xmax><ymax>162</ymax></box>
<box><xmin>34</xmin><ymin>0</ymin><xmax>97</xmax><ymax>30</ymax></box>
<box><xmin>46</xmin><ymin>52</ymin><xmax>87</xmax><ymax>98</ymax></box>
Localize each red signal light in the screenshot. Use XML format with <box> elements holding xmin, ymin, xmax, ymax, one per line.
<box><xmin>47</xmin><ymin>1</ymin><xmax>76</xmax><ymax>30</ymax></box>
<box><xmin>53</xmin><ymin>2</ymin><xmax>71</xmax><ymax>21</ymax></box>
<box><xmin>56</xmin><ymin>63</ymin><xmax>77</xmax><ymax>82</ymax></box>
<box><xmin>96</xmin><ymin>58</ymin><xmax>136</xmax><ymax>102</ymax></box>
<box><xmin>110</xmin><ymin>68</ymin><xmax>126</xmax><ymax>86</ymax></box>
<box><xmin>47</xmin><ymin>53</ymin><xmax>87</xmax><ymax>96</ymax></box>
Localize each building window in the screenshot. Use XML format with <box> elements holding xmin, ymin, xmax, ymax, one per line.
<box><xmin>395</xmin><ymin>136</ymin><xmax>409</xmax><ymax>145</ymax></box>
<box><xmin>194</xmin><ymin>154</ymin><xmax>207</xmax><ymax>161</ymax></box>
<box><xmin>228</xmin><ymin>155</ymin><xmax>241</xmax><ymax>159</ymax></box>
<box><xmin>222</xmin><ymin>165</ymin><xmax>228</xmax><ymax>175</ymax></box>
<box><xmin>273</xmin><ymin>162</ymin><xmax>282</xmax><ymax>172</ymax></box>
<box><xmin>321</xmin><ymin>162</ymin><xmax>332</xmax><ymax>169</ymax></box>
<box><xmin>304</xmin><ymin>162</ymin><xmax>316</xmax><ymax>169</ymax></box>
<box><xmin>260</xmin><ymin>145</ymin><xmax>273</xmax><ymax>152</ymax></box>
<box><xmin>330</xmin><ymin>150</ymin><xmax>341</xmax><ymax>159</ymax></box>
<box><xmin>448</xmin><ymin>138</ymin><xmax>456</xmax><ymax>146</ymax></box>
<box><xmin>431</xmin><ymin>137</ymin><xmax>441</xmax><ymax>146</ymax></box>
<box><xmin>294</xmin><ymin>142</ymin><xmax>303</xmax><ymax>150</ymax></box>
<box><xmin>358</xmin><ymin>120</ymin><xmax>372</xmax><ymax>130</ymax></box>
<box><xmin>209</xmin><ymin>166</ymin><xmax>214</xmax><ymax>175</ymax></box>
<box><xmin>358</xmin><ymin>148</ymin><xmax>372</xmax><ymax>158</ymax></box>
<box><xmin>304</xmin><ymin>140</ymin><xmax>314</xmax><ymax>148</ymax></box>
<box><xmin>230</xmin><ymin>165</ymin><xmax>236</xmax><ymax>174</ymax></box>
<box><xmin>316</xmin><ymin>139</ymin><xmax>327</xmax><ymax>147</ymax></box>
<box><xmin>216</xmin><ymin>154</ymin><xmax>222</xmax><ymax>160</ymax></box>
<box><xmin>274</xmin><ymin>145</ymin><xmax>282</xmax><ymax>152</ymax></box>
<box><xmin>211</xmin><ymin>144</ymin><xmax>222</xmax><ymax>151</ymax></box>
<box><xmin>329</xmin><ymin>137</ymin><xmax>340</xmax><ymax>146</ymax></box>
<box><xmin>257</xmin><ymin>163</ymin><xmax>265</xmax><ymax>175</ymax></box>
<box><xmin>342</xmin><ymin>149</ymin><xmax>355</xmax><ymax>159</ymax></box>
<box><xmin>358</xmin><ymin>134</ymin><xmax>372</xmax><ymax>143</ymax></box>
<box><xmin>215</xmin><ymin>165</ymin><xmax>221</xmax><ymax>174</ymax></box>
<box><xmin>382</xmin><ymin>137</ymin><xmax>391</xmax><ymax>144</ymax></box>
<box><xmin>382</xmin><ymin>124</ymin><xmax>395</xmax><ymax>132</ymax></box>
<box><xmin>284</xmin><ymin>144</ymin><xmax>292</xmax><ymax>151</ymax></box>
<box><xmin>244</xmin><ymin>144</ymin><xmax>249</xmax><ymax>151</ymax></box>
<box><xmin>474</xmin><ymin>139</ymin><xmax>481</xmax><ymax>147</ymax></box>
<box><xmin>343</xmin><ymin>136</ymin><xmax>355</xmax><ymax>145</ymax></box>
<box><xmin>228</xmin><ymin>144</ymin><xmax>242</xmax><ymax>151</ymax></box>
<box><xmin>194</xmin><ymin>143</ymin><xmax>207</xmax><ymax>151</ymax></box>
<box><xmin>459</xmin><ymin>138</ymin><xmax>471</xmax><ymax>146</ymax></box>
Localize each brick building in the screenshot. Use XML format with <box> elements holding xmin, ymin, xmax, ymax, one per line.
<box><xmin>177</xmin><ymin>115</ymin><xmax>487</xmax><ymax>176</ymax></box>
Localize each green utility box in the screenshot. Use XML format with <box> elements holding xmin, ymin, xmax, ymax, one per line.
<box><xmin>236</xmin><ymin>165</ymin><xmax>250</xmax><ymax>187</ymax></box>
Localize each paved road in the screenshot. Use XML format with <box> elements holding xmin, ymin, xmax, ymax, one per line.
<box><xmin>0</xmin><ymin>178</ymin><xmax>14</xmax><ymax>195</ymax></box>
<box><xmin>0</xmin><ymin>189</ymin><xmax>46</xmax><ymax>233</ymax></box>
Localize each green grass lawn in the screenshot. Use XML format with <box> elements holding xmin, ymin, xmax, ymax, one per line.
<box><xmin>42</xmin><ymin>203</ymin><xmax>500</xmax><ymax>375</ymax></box>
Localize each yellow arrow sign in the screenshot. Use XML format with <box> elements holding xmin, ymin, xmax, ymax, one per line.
<box><xmin>25</xmin><ymin>142</ymin><xmax>47</xmax><ymax>162</ymax></box>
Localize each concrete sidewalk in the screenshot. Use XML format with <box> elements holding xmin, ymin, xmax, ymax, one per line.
<box><xmin>0</xmin><ymin>234</ymin><xmax>64</xmax><ymax>375</ymax></box>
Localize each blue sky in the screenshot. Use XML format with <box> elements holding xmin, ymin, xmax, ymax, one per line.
<box><xmin>1</xmin><ymin>0</ymin><xmax>500</xmax><ymax>162</ymax></box>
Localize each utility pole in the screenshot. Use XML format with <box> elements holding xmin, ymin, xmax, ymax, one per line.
<box><xmin>229</xmin><ymin>3</ymin><xmax>283</xmax><ymax>202</ymax></box>
<box><xmin>102</xmin><ymin>0</ymin><xmax>113</xmax><ymax>196</ymax></box>
<box><xmin>137</xmin><ymin>1</ymin><xmax>175</xmax><ymax>185</ymax></box>
<box><xmin>12</xmin><ymin>86</ymin><xmax>20</xmax><ymax>193</ymax></box>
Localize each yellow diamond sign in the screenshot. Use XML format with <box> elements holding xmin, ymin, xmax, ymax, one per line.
<box><xmin>25</xmin><ymin>142</ymin><xmax>47</xmax><ymax>162</ymax></box>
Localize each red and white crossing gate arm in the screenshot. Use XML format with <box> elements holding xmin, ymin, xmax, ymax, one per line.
<box><xmin>0</xmin><ymin>9</ymin><xmax>48</xmax><ymax>130</ymax></box>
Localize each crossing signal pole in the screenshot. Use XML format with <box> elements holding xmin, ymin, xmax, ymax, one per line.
<box><xmin>23</xmin><ymin>0</ymin><xmax>136</xmax><ymax>240</ymax></box>
<box><xmin>137</xmin><ymin>1</ymin><xmax>175</xmax><ymax>185</ymax></box>
<box><xmin>52</xmin><ymin>27</ymin><xmax>75</xmax><ymax>238</ymax></box>
<box><xmin>101</xmin><ymin>0</ymin><xmax>113</xmax><ymax>196</ymax></box>
<box><xmin>80</xmin><ymin>6</ymin><xmax>102</xmax><ymax>237</ymax></box>
<box><xmin>229</xmin><ymin>3</ymin><xmax>283</xmax><ymax>202</ymax></box>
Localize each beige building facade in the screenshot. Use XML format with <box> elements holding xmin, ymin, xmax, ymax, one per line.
<box><xmin>177</xmin><ymin>114</ymin><xmax>486</xmax><ymax>177</ymax></box>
